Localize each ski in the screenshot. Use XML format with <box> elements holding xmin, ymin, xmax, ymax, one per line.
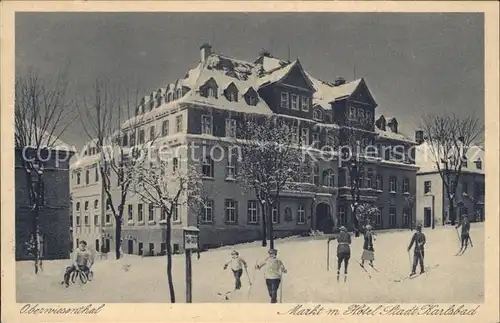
<box><xmin>344</xmin><ymin>274</ymin><xmax>347</xmax><ymax>283</ymax></box>
<box><xmin>367</xmin><ymin>264</ymin><xmax>379</xmax><ymax>272</ymax></box>
<box><xmin>394</xmin><ymin>264</ymin><xmax>440</xmax><ymax>282</ymax></box>
<box><xmin>357</xmin><ymin>262</ymin><xmax>372</xmax><ymax>279</ymax></box>
<box><xmin>217</xmin><ymin>290</ymin><xmax>235</xmax><ymax>300</ymax></box>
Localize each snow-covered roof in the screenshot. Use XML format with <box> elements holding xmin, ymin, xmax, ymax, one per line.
<box><xmin>257</xmin><ymin>55</ymin><xmax>290</xmax><ymax>73</ymax></box>
<box><xmin>415</xmin><ymin>142</ymin><xmax>485</xmax><ymax>174</ymax></box>
<box><xmin>15</xmin><ymin>126</ymin><xmax>76</xmax><ymax>152</ymax></box>
<box><xmin>375</xmin><ymin>127</ymin><xmax>415</xmax><ymax>144</ymax></box>
<box><xmin>307</xmin><ymin>74</ymin><xmax>362</xmax><ymax>108</ymax></box>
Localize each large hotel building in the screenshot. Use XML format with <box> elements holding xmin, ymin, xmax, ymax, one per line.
<box><xmin>70</xmin><ymin>44</ymin><xmax>418</xmax><ymax>255</ymax></box>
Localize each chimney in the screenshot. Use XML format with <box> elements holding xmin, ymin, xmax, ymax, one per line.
<box><xmin>388</xmin><ymin>117</ymin><xmax>398</xmax><ymax>133</ymax></box>
<box><xmin>375</xmin><ymin>116</ymin><xmax>386</xmax><ymax>131</ymax></box>
<box><xmin>200</xmin><ymin>43</ymin><xmax>212</xmax><ymax>62</ymax></box>
<box><xmin>415</xmin><ymin>130</ymin><xmax>424</xmax><ymax>144</ymax></box>
<box><xmin>334</xmin><ymin>77</ymin><xmax>346</xmax><ymax>86</ymax></box>
<box><xmin>258</xmin><ymin>49</ymin><xmax>271</xmax><ymax>58</ymax></box>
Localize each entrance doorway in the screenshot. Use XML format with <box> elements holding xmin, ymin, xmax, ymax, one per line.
<box><xmin>315</xmin><ymin>203</ymin><xmax>333</xmax><ymax>233</ymax></box>
<box><xmin>424</xmin><ymin>208</ymin><xmax>431</xmax><ymax>227</ymax></box>
<box><xmin>128</xmin><ymin>239</ymin><xmax>134</xmax><ymax>254</ymax></box>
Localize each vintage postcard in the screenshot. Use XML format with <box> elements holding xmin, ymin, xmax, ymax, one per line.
<box><xmin>1</xmin><ymin>1</ymin><xmax>499</xmax><ymax>323</ymax></box>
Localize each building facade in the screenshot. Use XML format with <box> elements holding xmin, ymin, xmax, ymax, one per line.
<box><xmin>15</xmin><ymin>144</ymin><xmax>74</xmax><ymax>260</ymax></box>
<box><xmin>71</xmin><ymin>44</ymin><xmax>418</xmax><ymax>255</ymax></box>
<box><xmin>415</xmin><ymin>141</ymin><xmax>485</xmax><ymax>227</ymax></box>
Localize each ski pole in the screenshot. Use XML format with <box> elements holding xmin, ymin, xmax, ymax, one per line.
<box><xmin>245</xmin><ymin>267</ymin><xmax>252</xmax><ymax>285</ymax></box>
<box><xmin>407</xmin><ymin>251</ymin><xmax>412</xmax><ymax>272</ymax></box>
<box><xmin>279</xmin><ymin>276</ymin><xmax>283</xmax><ymax>303</ymax></box>
<box><xmin>468</xmin><ymin>235</ymin><xmax>474</xmax><ymax>248</ymax></box>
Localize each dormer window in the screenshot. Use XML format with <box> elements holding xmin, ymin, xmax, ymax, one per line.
<box><xmin>177</xmin><ymin>88</ymin><xmax>183</xmax><ymax>99</ymax></box>
<box><xmin>348</xmin><ymin>106</ymin><xmax>356</xmax><ymax>120</ymax></box>
<box><xmin>167</xmin><ymin>92</ymin><xmax>172</xmax><ymax>103</ymax></box>
<box><xmin>301</xmin><ymin>96</ymin><xmax>310</xmax><ymax>112</ymax></box>
<box><xmin>366</xmin><ymin>111</ymin><xmax>373</xmax><ymax>124</ymax></box>
<box><xmin>224</xmin><ymin>83</ymin><xmax>239</xmax><ymax>102</ymax></box>
<box><xmin>313</xmin><ymin>109</ymin><xmax>323</xmax><ymax>121</ymax></box>
<box><xmin>280</xmin><ymin>92</ymin><xmax>289</xmax><ymax>109</ymax></box>
<box><xmin>474</xmin><ymin>158</ymin><xmax>482</xmax><ymax>170</ymax></box>
<box><xmin>244</xmin><ymin>87</ymin><xmax>258</xmax><ymax>106</ymax></box>
<box><xmin>208</xmin><ymin>88</ymin><xmax>216</xmax><ymax>98</ymax></box>
<box><xmin>291</xmin><ymin>94</ymin><xmax>299</xmax><ymax>110</ymax></box>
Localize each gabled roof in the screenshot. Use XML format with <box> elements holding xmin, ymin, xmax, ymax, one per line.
<box><xmin>257</xmin><ymin>59</ymin><xmax>315</xmax><ymax>91</ymax></box>
<box><xmin>306</xmin><ymin>73</ymin><xmax>362</xmax><ymax>108</ymax></box>
<box><xmin>416</xmin><ymin>142</ymin><xmax>485</xmax><ymax>174</ymax></box>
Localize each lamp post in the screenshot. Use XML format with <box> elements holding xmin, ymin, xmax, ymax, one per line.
<box><xmin>425</xmin><ymin>192</ymin><xmax>435</xmax><ymax>229</ymax></box>
<box><xmin>183</xmin><ymin>226</ymin><xmax>200</xmax><ymax>303</ymax></box>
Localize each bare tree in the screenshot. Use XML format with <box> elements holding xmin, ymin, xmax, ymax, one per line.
<box><xmin>131</xmin><ymin>155</ymin><xmax>204</xmax><ymax>303</ymax></box>
<box><xmin>15</xmin><ymin>70</ymin><xmax>74</xmax><ymax>273</ymax></box>
<box><xmin>78</xmin><ymin>79</ymin><xmax>155</xmax><ymax>259</ymax></box>
<box><xmin>421</xmin><ymin>114</ymin><xmax>483</xmax><ymax>225</ymax></box>
<box><xmin>236</xmin><ymin>116</ymin><xmax>302</xmax><ymax>249</ymax></box>
<box><xmin>356</xmin><ymin>202</ymin><xmax>380</xmax><ymax>229</ymax></box>
<box><xmin>404</xmin><ymin>194</ymin><xmax>416</xmax><ymax>230</ymax></box>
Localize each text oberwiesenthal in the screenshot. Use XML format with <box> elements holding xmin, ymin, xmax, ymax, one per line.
<box><xmin>20</xmin><ymin>303</ymin><xmax>105</xmax><ymax>315</ymax></box>
<box><xmin>279</xmin><ymin>304</ymin><xmax>480</xmax><ymax>316</ymax></box>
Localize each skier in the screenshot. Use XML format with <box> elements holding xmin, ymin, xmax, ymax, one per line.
<box><xmin>456</xmin><ymin>214</ymin><xmax>471</xmax><ymax>252</ymax></box>
<box><xmin>407</xmin><ymin>224</ymin><xmax>426</xmax><ymax>276</ymax></box>
<box><xmin>223</xmin><ymin>250</ymin><xmax>248</xmax><ymax>290</ymax></box>
<box><xmin>255</xmin><ymin>249</ymin><xmax>287</xmax><ymax>303</ymax></box>
<box><xmin>360</xmin><ymin>224</ymin><xmax>375</xmax><ymax>269</ymax></box>
<box><xmin>328</xmin><ymin>226</ymin><xmax>352</xmax><ymax>281</ymax></box>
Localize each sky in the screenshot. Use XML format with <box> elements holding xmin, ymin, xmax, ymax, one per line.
<box><xmin>15</xmin><ymin>12</ymin><xmax>484</xmax><ymax>150</ymax></box>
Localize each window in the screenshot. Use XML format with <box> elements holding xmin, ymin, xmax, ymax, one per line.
<box><xmin>247</xmin><ymin>200</ymin><xmax>258</xmax><ymax>224</ymax></box>
<box><xmin>366</xmin><ymin>111</ymin><xmax>372</xmax><ymax>124</ymax></box>
<box><xmin>149</xmin><ymin>243</ymin><xmax>155</xmax><ymax>255</ymax></box>
<box><xmin>291</xmin><ymin>94</ymin><xmax>299</xmax><ymax>110</ymax></box>
<box><xmin>159</xmin><ymin>207</ymin><xmax>166</xmax><ymax>221</ymax></box>
<box><xmin>348</xmin><ymin>106</ymin><xmax>356</xmax><ymax>120</ymax></box>
<box><xmin>85</xmin><ymin>170</ymin><xmax>90</xmax><ymax>185</ymax></box>
<box><xmin>280</xmin><ymin>92</ymin><xmax>289</xmax><ymax>109</ymax></box>
<box><xmin>95</xmin><ymin>167</ymin><xmax>99</xmax><ymax>182</ymax></box>
<box><xmin>326</xmin><ymin>132</ymin><xmax>337</xmax><ymax>147</ymax></box>
<box><xmin>167</xmin><ymin>92</ymin><xmax>172</xmax><ymax>102</ymax></box>
<box><xmin>138</xmin><ymin>242</ymin><xmax>143</xmax><ymax>256</ymax></box>
<box><xmin>365</xmin><ymin>168</ymin><xmax>373</xmax><ymax>189</ymax></box>
<box><xmin>94</xmin><ymin>199</ymin><xmax>99</xmax><ymax>209</ymax></box>
<box><xmin>424</xmin><ymin>181</ymin><xmax>431</xmax><ymax>194</ymax></box>
<box><xmin>403</xmin><ymin>209</ymin><xmax>410</xmax><ymax>228</ymax></box>
<box><xmin>148</xmin><ymin>203</ymin><xmax>154</xmax><ymax>222</ymax></box>
<box><xmin>474</xmin><ymin>159</ymin><xmax>482</xmax><ymax>170</ymax></box>
<box><xmin>149</xmin><ymin>126</ymin><xmax>156</xmax><ymax>141</ymax></box>
<box><xmin>403</xmin><ymin>178</ymin><xmax>409</xmax><ymax>193</ymax></box>
<box><xmin>225</xmin><ymin>200</ymin><xmax>237</xmax><ymax>223</ymax></box>
<box><xmin>84</xmin><ymin>201</ymin><xmax>89</xmax><ymax>211</ymax></box>
<box><xmin>76</xmin><ymin>215</ymin><xmax>80</xmax><ymax>226</ymax></box>
<box><xmin>138</xmin><ymin>129</ymin><xmax>145</xmax><ymax>144</ymax></box>
<box><xmin>84</xmin><ymin>214</ymin><xmax>89</xmax><ymax>226</ymax></box>
<box><xmin>376</xmin><ymin>207</ymin><xmax>383</xmax><ymax>226</ymax></box>
<box><xmin>389</xmin><ymin>207</ymin><xmax>397</xmax><ymax>228</ymax></box>
<box><xmin>313</xmin><ymin>109</ymin><xmax>323</xmax><ymax>120</ymax></box>
<box><xmin>301</xmin><ymin>163</ymin><xmax>311</xmax><ymax>183</ymax></box>
<box><xmin>338</xmin><ymin>206</ymin><xmax>346</xmax><ymax>225</ymax></box>
<box><xmin>313</xmin><ymin>164</ymin><xmax>320</xmax><ymax>186</ymax></box>
<box><xmin>202</xmin><ymin>156</ymin><xmax>214</xmax><ymax>178</ymax></box>
<box><xmin>177</xmin><ymin>88</ymin><xmax>183</xmax><ymax>99</ymax></box>
<box><xmin>301</xmin><ymin>96</ymin><xmax>310</xmax><ymax>111</ymax></box>
<box><xmin>461</xmin><ymin>158</ymin><xmax>468</xmax><ymax>168</ymax></box>
<box><xmin>271</xmin><ymin>206</ymin><xmax>279</xmax><ymax>224</ymax></box>
<box><xmin>76</xmin><ymin>202</ymin><xmax>80</xmax><ymax>212</ymax></box>
<box><xmin>162</xmin><ymin>120</ymin><xmax>169</xmax><ymax>136</ymax></box>
<box><xmin>323</xmin><ymin>170</ymin><xmax>335</xmax><ymax>187</ymax></box>
<box><xmin>225</xmin><ymin>118</ymin><xmax>236</xmax><ymax>138</ymax></box>
<box><xmin>76</xmin><ymin>173</ymin><xmax>81</xmax><ymax>185</ymax></box>
<box><xmin>301</xmin><ymin>128</ymin><xmax>309</xmax><ymax>146</ymax></box>
<box><xmin>138</xmin><ymin>204</ymin><xmax>144</xmax><ymax>222</ymax></box>
<box><xmin>94</xmin><ymin>214</ymin><xmax>99</xmax><ymax>226</ymax></box>
<box><xmin>202</xmin><ymin>200</ymin><xmax>213</xmax><ymax>223</ymax></box>
<box><xmin>207</xmin><ymin>87</ymin><xmax>216</xmax><ymax>98</ymax></box>
<box><xmin>128</xmin><ymin>204</ymin><xmax>133</xmax><ymax>222</ymax></box>
<box><xmin>389</xmin><ymin>176</ymin><xmax>397</xmax><ymax>193</ymax></box>
<box><xmin>284</xmin><ymin>207</ymin><xmax>293</xmax><ymax>222</ymax></box>
<box><xmin>201</xmin><ymin>115</ymin><xmax>213</xmax><ymax>135</ymax></box>
<box><xmin>227</xmin><ymin>91</ymin><xmax>237</xmax><ymax>102</ymax></box>
<box><xmin>291</xmin><ymin>126</ymin><xmax>299</xmax><ymax>144</ymax></box>
<box><xmin>226</xmin><ymin>152</ymin><xmax>236</xmax><ymax>179</ymax></box>
<box><xmin>176</xmin><ymin>115</ymin><xmax>183</xmax><ymax>133</ymax></box>
<box><xmin>358</xmin><ymin>109</ymin><xmax>365</xmax><ymax>123</ymax></box>
<box><xmin>172</xmin><ymin>204</ymin><xmax>179</xmax><ymax>222</ymax></box>
<box><xmin>312</xmin><ymin>132</ymin><xmax>320</xmax><ymax>148</ymax></box>
<box><xmin>173</xmin><ymin>157</ymin><xmax>179</xmax><ymax>172</ymax></box>
<box><xmin>297</xmin><ymin>204</ymin><xmax>306</xmax><ymax>224</ymax></box>
<box><xmin>129</xmin><ymin>131</ymin><xmax>136</xmax><ymax>146</ymax></box>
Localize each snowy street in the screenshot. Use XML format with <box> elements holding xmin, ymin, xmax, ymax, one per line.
<box><xmin>16</xmin><ymin>223</ymin><xmax>483</xmax><ymax>303</ymax></box>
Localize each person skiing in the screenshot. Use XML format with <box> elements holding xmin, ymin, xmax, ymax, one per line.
<box><xmin>360</xmin><ymin>224</ymin><xmax>375</xmax><ymax>268</ymax></box>
<box><xmin>407</xmin><ymin>224</ymin><xmax>426</xmax><ymax>276</ymax></box>
<box><xmin>223</xmin><ymin>250</ymin><xmax>248</xmax><ymax>290</ymax></box>
<box><xmin>456</xmin><ymin>214</ymin><xmax>471</xmax><ymax>252</ymax></box>
<box><xmin>328</xmin><ymin>226</ymin><xmax>352</xmax><ymax>281</ymax></box>
<box><xmin>255</xmin><ymin>249</ymin><xmax>287</xmax><ymax>303</ymax></box>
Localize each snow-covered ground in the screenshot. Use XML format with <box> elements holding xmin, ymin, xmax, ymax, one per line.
<box><xmin>16</xmin><ymin>223</ymin><xmax>484</xmax><ymax>303</ymax></box>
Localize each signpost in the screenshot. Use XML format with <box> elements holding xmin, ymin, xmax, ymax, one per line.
<box><xmin>183</xmin><ymin>226</ymin><xmax>199</xmax><ymax>303</ymax></box>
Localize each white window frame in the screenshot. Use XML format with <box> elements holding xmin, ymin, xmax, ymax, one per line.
<box><xmin>201</xmin><ymin>115</ymin><xmax>213</xmax><ymax>135</ymax></box>
<box><xmin>312</xmin><ymin>132</ymin><xmax>320</xmax><ymax>148</ymax></box>
<box><xmin>291</xmin><ymin>94</ymin><xmax>299</xmax><ymax>110</ymax></box>
<box><xmin>247</xmin><ymin>200</ymin><xmax>258</xmax><ymax>223</ymax></box>
<box><xmin>225</xmin><ymin>118</ymin><xmax>236</xmax><ymax>138</ymax></box>
<box><xmin>297</xmin><ymin>204</ymin><xmax>306</xmax><ymax>224</ymax></box>
<box><xmin>202</xmin><ymin>200</ymin><xmax>213</xmax><ymax>223</ymax></box>
<box><xmin>313</xmin><ymin>109</ymin><xmax>323</xmax><ymax>120</ymax></box>
<box><xmin>403</xmin><ymin>178</ymin><xmax>409</xmax><ymax>193</ymax></box>
<box><xmin>202</xmin><ymin>156</ymin><xmax>214</xmax><ymax>178</ymax></box>
<box><xmin>138</xmin><ymin>204</ymin><xmax>144</xmax><ymax>223</ymax></box>
<box><xmin>291</xmin><ymin>126</ymin><xmax>299</xmax><ymax>144</ymax></box>
<box><xmin>366</xmin><ymin>111</ymin><xmax>372</xmax><ymax>124</ymax></box>
<box><xmin>225</xmin><ymin>200</ymin><xmax>237</xmax><ymax>223</ymax></box>
<box><xmin>358</xmin><ymin>109</ymin><xmax>365</xmax><ymax>124</ymax></box>
<box><xmin>172</xmin><ymin>204</ymin><xmax>180</xmax><ymax>223</ymax></box>
<box><xmin>389</xmin><ymin>176</ymin><xmax>397</xmax><ymax>193</ymax></box>
<box><xmin>313</xmin><ymin>164</ymin><xmax>320</xmax><ymax>186</ymax></box>
<box><xmin>338</xmin><ymin>206</ymin><xmax>346</xmax><ymax>225</ymax></box>
<box><xmin>348</xmin><ymin>106</ymin><xmax>356</xmax><ymax>120</ymax></box>
<box><xmin>148</xmin><ymin>203</ymin><xmax>155</xmax><ymax>222</ymax></box>
<box><xmin>301</xmin><ymin>96</ymin><xmax>310</xmax><ymax>111</ymax></box>
<box><xmin>424</xmin><ymin>181</ymin><xmax>431</xmax><ymax>194</ymax></box>
<box><xmin>226</xmin><ymin>152</ymin><xmax>236</xmax><ymax>179</ymax></box>
<box><xmin>176</xmin><ymin>115</ymin><xmax>183</xmax><ymax>133</ymax></box>
<box><xmin>162</xmin><ymin>120</ymin><xmax>169</xmax><ymax>136</ymax></box>
<box><xmin>376</xmin><ymin>207</ymin><xmax>383</xmax><ymax>225</ymax></box>
<box><xmin>280</xmin><ymin>92</ymin><xmax>289</xmax><ymax>109</ymax></box>
<box><xmin>208</xmin><ymin>87</ymin><xmax>216</xmax><ymax>98</ymax></box>
<box><xmin>389</xmin><ymin>207</ymin><xmax>397</xmax><ymax>227</ymax></box>
<box><xmin>403</xmin><ymin>209</ymin><xmax>409</xmax><ymax>227</ymax></box>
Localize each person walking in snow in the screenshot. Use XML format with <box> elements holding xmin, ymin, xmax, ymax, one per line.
<box><xmin>255</xmin><ymin>249</ymin><xmax>287</xmax><ymax>303</ymax></box>
<box><xmin>407</xmin><ymin>224</ymin><xmax>426</xmax><ymax>276</ymax></box>
<box><xmin>360</xmin><ymin>225</ymin><xmax>375</xmax><ymax>269</ymax></box>
<box><xmin>328</xmin><ymin>226</ymin><xmax>352</xmax><ymax>279</ymax></box>
<box><xmin>456</xmin><ymin>214</ymin><xmax>471</xmax><ymax>251</ymax></box>
<box><xmin>223</xmin><ymin>250</ymin><xmax>248</xmax><ymax>290</ymax></box>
